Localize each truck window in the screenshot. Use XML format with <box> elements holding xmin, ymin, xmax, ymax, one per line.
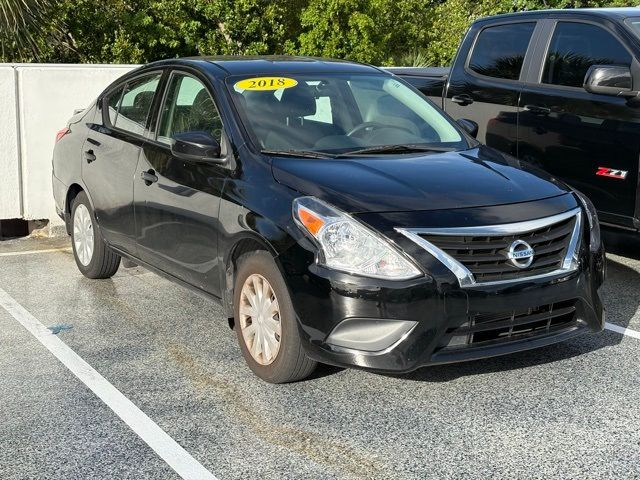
<box><xmin>542</xmin><ymin>22</ymin><xmax>631</xmax><ymax>88</ymax></box>
<box><xmin>468</xmin><ymin>23</ymin><xmax>536</xmax><ymax>80</ymax></box>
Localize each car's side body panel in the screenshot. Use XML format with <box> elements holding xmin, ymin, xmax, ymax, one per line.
<box><xmin>82</xmin><ymin>120</ymin><xmax>144</xmax><ymax>257</ymax></box>
<box><xmin>52</xmin><ymin>107</ymin><xmax>97</xmax><ymax>230</ymax></box>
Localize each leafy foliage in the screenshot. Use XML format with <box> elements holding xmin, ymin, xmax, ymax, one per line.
<box><xmin>0</xmin><ymin>0</ymin><xmax>59</xmax><ymax>60</ymax></box>
<box><xmin>2</xmin><ymin>0</ymin><xmax>640</xmax><ymax>65</ymax></box>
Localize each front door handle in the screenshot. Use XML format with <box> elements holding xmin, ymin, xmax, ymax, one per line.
<box><xmin>140</xmin><ymin>169</ymin><xmax>158</xmax><ymax>185</ymax></box>
<box><xmin>84</xmin><ymin>150</ymin><xmax>96</xmax><ymax>163</ymax></box>
<box><xmin>523</xmin><ymin>104</ymin><xmax>551</xmax><ymax>115</ymax></box>
<box><xmin>451</xmin><ymin>94</ymin><xmax>474</xmax><ymax>106</ymax></box>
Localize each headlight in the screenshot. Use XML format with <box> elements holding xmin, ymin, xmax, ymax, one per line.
<box><xmin>574</xmin><ymin>190</ymin><xmax>601</xmax><ymax>253</ymax></box>
<box><xmin>293</xmin><ymin>196</ymin><xmax>422</xmax><ymax>280</ymax></box>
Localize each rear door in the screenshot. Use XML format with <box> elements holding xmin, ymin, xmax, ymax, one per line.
<box><xmin>134</xmin><ymin>69</ymin><xmax>228</xmax><ymax>295</ymax></box>
<box><xmin>83</xmin><ymin>72</ymin><xmax>162</xmax><ymax>256</ymax></box>
<box><xmin>518</xmin><ymin>19</ymin><xmax>640</xmax><ymax>225</ymax></box>
<box><xmin>444</xmin><ymin>20</ymin><xmax>539</xmax><ymax>156</ymax></box>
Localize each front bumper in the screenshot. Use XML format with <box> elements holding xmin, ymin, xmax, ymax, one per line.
<box><xmin>291</xmin><ymin>265</ymin><xmax>602</xmax><ymax>373</ymax></box>
<box><xmin>280</xmin><ymin>210</ymin><xmax>605</xmax><ymax>373</ymax></box>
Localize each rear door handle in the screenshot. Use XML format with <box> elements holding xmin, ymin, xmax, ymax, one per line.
<box><xmin>84</xmin><ymin>150</ymin><xmax>96</xmax><ymax>163</ymax></box>
<box><xmin>451</xmin><ymin>94</ymin><xmax>474</xmax><ymax>106</ymax></box>
<box><xmin>523</xmin><ymin>104</ymin><xmax>551</xmax><ymax>115</ymax></box>
<box><xmin>140</xmin><ymin>169</ymin><xmax>158</xmax><ymax>185</ymax></box>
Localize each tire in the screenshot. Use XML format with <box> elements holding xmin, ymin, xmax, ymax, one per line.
<box><xmin>234</xmin><ymin>251</ymin><xmax>317</xmax><ymax>383</ymax></box>
<box><xmin>70</xmin><ymin>191</ymin><xmax>120</xmax><ymax>279</ymax></box>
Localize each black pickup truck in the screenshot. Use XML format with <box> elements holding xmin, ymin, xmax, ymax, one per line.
<box><xmin>390</xmin><ymin>8</ymin><xmax>640</xmax><ymax>233</ymax></box>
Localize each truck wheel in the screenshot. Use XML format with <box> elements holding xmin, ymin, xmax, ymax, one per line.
<box><xmin>71</xmin><ymin>191</ymin><xmax>120</xmax><ymax>279</ymax></box>
<box><xmin>234</xmin><ymin>251</ymin><xmax>317</xmax><ymax>383</ymax></box>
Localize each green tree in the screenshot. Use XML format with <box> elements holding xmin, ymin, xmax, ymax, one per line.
<box><xmin>4</xmin><ymin>0</ymin><xmax>640</xmax><ymax>65</ymax></box>
<box><xmin>0</xmin><ymin>0</ymin><xmax>59</xmax><ymax>61</ymax></box>
<box><xmin>290</xmin><ymin>0</ymin><xmax>435</xmax><ymax>65</ymax></box>
<box><xmin>197</xmin><ymin>0</ymin><xmax>308</xmax><ymax>56</ymax></box>
<box><xmin>10</xmin><ymin>0</ymin><xmax>309</xmax><ymax>63</ymax></box>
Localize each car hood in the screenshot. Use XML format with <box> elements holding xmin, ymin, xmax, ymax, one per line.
<box><xmin>270</xmin><ymin>145</ymin><xmax>571</xmax><ymax>213</ymax></box>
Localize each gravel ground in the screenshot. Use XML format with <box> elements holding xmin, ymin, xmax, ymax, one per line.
<box><xmin>0</xmin><ymin>232</ymin><xmax>639</xmax><ymax>479</ymax></box>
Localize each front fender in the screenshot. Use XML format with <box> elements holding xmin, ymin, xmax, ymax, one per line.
<box><xmin>217</xmin><ymin>175</ymin><xmax>310</xmax><ymax>317</ymax></box>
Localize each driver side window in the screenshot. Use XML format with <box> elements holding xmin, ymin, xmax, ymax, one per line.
<box><xmin>157</xmin><ymin>73</ymin><xmax>223</xmax><ymax>146</ymax></box>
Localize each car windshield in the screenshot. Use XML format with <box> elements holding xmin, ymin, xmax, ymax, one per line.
<box><xmin>227</xmin><ymin>73</ymin><xmax>468</xmax><ymax>156</ymax></box>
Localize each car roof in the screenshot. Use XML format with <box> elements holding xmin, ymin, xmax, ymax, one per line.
<box><xmin>143</xmin><ymin>55</ymin><xmax>383</xmax><ymax>77</ymax></box>
<box><xmin>476</xmin><ymin>7</ymin><xmax>640</xmax><ymax>24</ymax></box>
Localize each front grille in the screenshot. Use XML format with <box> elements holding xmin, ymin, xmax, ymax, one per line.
<box><xmin>442</xmin><ymin>300</ymin><xmax>578</xmax><ymax>349</ymax></box>
<box><xmin>418</xmin><ymin>215</ymin><xmax>576</xmax><ymax>283</ymax></box>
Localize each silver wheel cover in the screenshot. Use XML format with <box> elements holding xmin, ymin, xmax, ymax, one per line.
<box><xmin>239</xmin><ymin>274</ymin><xmax>282</xmax><ymax>365</ymax></box>
<box><xmin>73</xmin><ymin>204</ymin><xmax>95</xmax><ymax>266</ymax></box>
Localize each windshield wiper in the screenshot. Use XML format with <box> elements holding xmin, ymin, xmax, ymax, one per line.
<box><xmin>261</xmin><ymin>149</ymin><xmax>337</xmax><ymax>159</ymax></box>
<box><xmin>335</xmin><ymin>144</ymin><xmax>456</xmax><ymax>157</ymax></box>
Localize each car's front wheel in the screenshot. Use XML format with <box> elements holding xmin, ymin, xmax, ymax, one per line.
<box><xmin>71</xmin><ymin>191</ymin><xmax>120</xmax><ymax>279</ymax></box>
<box><xmin>234</xmin><ymin>251</ymin><xmax>317</xmax><ymax>383</ymax></box>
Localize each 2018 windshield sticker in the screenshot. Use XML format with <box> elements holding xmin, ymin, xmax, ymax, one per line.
<box><xmin>235</xmin><ymin>77</ymin><xmax>298</xmax><ymax>91</ymax></box>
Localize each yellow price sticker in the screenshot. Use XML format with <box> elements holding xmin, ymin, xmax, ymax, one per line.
<box><xmin>235</xmin><ymin>77</ymin><xmax>298</xmax><ymax>91</ymax></box>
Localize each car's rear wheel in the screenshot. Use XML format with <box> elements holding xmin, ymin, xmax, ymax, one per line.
<box><xmin>234</xmin><ymin>251</ymin><xmax>317</xmax><ymax>383</ymax></box>
<box><xmin>71</xmin><ymin>191</ymin><xmax>120</xmax><ymax>279</ymax></box>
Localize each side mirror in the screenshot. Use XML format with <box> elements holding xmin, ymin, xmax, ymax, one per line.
<box><xmin>171</xmin><ymin>131</ymin><xmax>223</xmax><ymax>163</ymax></box>
<box><xmin>457</xmin><ymin>118</ymin><xmax>479</xmax><ymax>138</ymax></box>
<box><xmin>583</xmin><ymin>65</ymin><xmax>633</xmax><ymax>96</ymax></box>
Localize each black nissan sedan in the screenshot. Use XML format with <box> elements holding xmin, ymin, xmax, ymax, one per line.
<box><xmin>52</xmin><ymin>56</ymin><xmax>605</xmax><ymax>383</ymax></box>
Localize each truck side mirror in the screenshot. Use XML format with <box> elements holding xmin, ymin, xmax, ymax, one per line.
<box><xmin>583</xmin><ymin>65</ymin><xmax>633</xmax><ymax>96</ymax></box>
<box><xmin>456</xmin><ymin>118</ymin><xmax>479</xmax><ymax>138</ymax></box>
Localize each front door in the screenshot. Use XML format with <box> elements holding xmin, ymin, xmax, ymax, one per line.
<box><xmin>518</xmin><ymin>20</ymin><xmax>640</xmax><ymax>224</ymax></box>
<box><xmin>444</xmin><ymin>21</ymin><xmax>538</xmax><ymax>156</ymax></box>
<box><xmin>82</xmin><ymin>72</ymin><xmax>162</xmax><ymax>256</ymax></box>
<box><xmin>134</xmin><ymin>71</ymin><xmax>228</xmax><ymax>295</ymax></box>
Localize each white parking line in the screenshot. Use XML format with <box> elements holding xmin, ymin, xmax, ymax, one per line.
<box><xmin>605</xmin><ymin>322</ymin><xmax>640</xmax><ymax>340</ymax></box>
<box><xmin>0</xmin><ymin>248</ymin><xmax>71</xmax><ymax>257</ymax></box>
<box><xmin>0</xmin><ymin>286</ymin><xmax>218</xmax><ymax>480</ymax></box>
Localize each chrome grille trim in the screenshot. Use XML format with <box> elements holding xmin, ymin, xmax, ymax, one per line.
<box><xmin>395</xmin><ymin>208</ymin><xmax>582</xmax><ymax>288</ymax></box>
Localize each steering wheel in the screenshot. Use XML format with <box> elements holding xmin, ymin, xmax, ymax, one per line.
<box><xmin>347</xmin><ymin>122</ymin><xmax>414</xmax><ymax>138</ymax></box>
<box><xmin>346</xmin><ymin>121</ymin><xmax>389</xmax><ymax>138</ymax></box>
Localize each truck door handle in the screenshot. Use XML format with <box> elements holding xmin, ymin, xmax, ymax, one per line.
<box><xmin>523</xmin><ymin>104</ymin><xmax>551</xmax><ymax>115</ymax></box>
<box><xmin>84</xmin><ymin>150</ymin><xmax>96</xmax><ymax>163</ymax></box>
<box><xmin>140</xmin><ymin>169</ymin><xmax>158</xmax><ymax>185</ymax></box>
<box><xmin>451</xmin><ymin>94</ymin><xmax>474</xmax><ymax>106</ymax></box>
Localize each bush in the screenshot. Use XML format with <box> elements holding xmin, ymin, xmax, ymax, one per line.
<box><xmin>2</xmin><ymin>0</ymin><xmax>639</xmax><ymax>65</ymax></box>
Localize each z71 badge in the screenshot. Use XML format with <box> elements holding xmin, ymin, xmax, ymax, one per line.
<box><xmin>596</xmin><ymin>167</ymin><xmax>628</xmax><ymax>180</ymax></box>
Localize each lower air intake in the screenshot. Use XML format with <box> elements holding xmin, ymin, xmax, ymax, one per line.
<box><xmin>442</xmin><ymin>300</ymin><xmax>578</xmax><ymax>348</ymax></box>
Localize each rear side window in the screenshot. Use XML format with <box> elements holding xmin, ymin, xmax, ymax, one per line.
<box><xmin>469</xmin><ymin>22</ymin><xmax>536</xmax><ymax>80</ymax></box>
<box><xmin>542</xmin><ymin>22</ymin><xmax>631</xmax><ymax>88</ymax></box>
<box><xmin>112</xmin><ymin>73</ymin><xmax>161</xmax><ymax>136</ymax></box>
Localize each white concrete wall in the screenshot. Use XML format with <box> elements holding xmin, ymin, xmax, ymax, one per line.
<box><xmin>0</xmin><ymin>66</ymin><xmax>21</xmax><ymax>220</ymax></box>
<box><xmin>0</xmin><ymin>64</ymin><xmax>137</xmax><ymax>227</ymax></box>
